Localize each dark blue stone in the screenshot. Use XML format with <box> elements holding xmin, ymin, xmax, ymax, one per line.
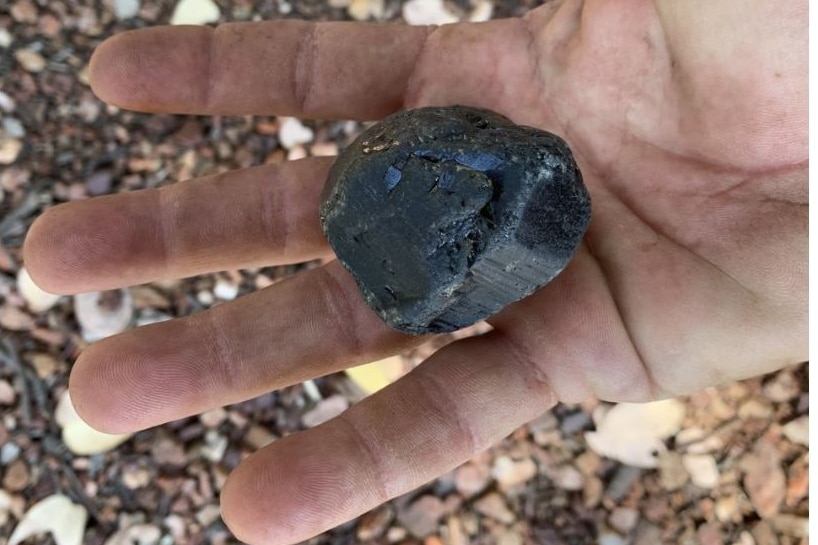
<box><xmin>320</xmin><ymin>106</ymin><xmax>591</xmax><ymax>335</ymax></box>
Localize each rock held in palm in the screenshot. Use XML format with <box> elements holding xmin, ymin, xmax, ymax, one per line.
<box><xmin>320</xmin><ymin>105</ymin><xmax>591</xmax><ymax>334</ymax></box>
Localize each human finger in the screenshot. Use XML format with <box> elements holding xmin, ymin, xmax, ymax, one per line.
<box><xmin>23</xmin><ymin>158</ymin><xmax>333</xmax><ymax>295</ymax></box>
<box><xmin>68</xmin><ymin>261</ymin><xmax>420</xmax><ymax>434</ymax></box>
<box><xmin>488</xmin><ymin>244</ymin><xmax>657</xmax><ymax>403</ymax></box>
<box><xmin>89</xmin><ymin>21</ymin><xmax>432</xmax><ymax>119</ymax></box>
<box><xmin>220</xmin><ymin>332</ymin><xmax>556</xmax><ymax>545</ymax></box>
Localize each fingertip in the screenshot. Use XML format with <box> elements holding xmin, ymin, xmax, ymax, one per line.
<box><xmin>23</xmin><ymin>202</ymin><xmax>128</xmax><ymax>295</ymax></box>
<box><xmin>89</xmin><ymin>26</ymin><xmax>210</xmax><ymax>112</ymax></box>
<box><xmin>88</xmin><ymin>31</ymin><xmax>125</xmax><ymax>107</ymax></box>
<box><xmin>220</xmin><ymin>449</ymin><xmax>287</xmax><ymax>545</ymax></box>
<box><xmin>23</xmin><ymin>206</ymin><xmax>82</xmax><ymax>295</ymax></box>
<box><xmin>220</xmin><ymin>434</ymin><xmax>365</xmax><ymax>545</ymax></box>
<box><xmin>220</xmin><ymin>461</ymin><xmax>266</xmax><ymax>545</ymax></box>
<box><xmin>88</xmin><ymin>29</ymin><xmax>160</xmax><ymax>110</ymax></box>
<box><xmin>68</xmin><ymin>345</ymin><xmax>133</xmax><ymax>435</ymax></box>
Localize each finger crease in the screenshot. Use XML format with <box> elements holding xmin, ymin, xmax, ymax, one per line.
<box><xmin>420</xmin><ymin>367</ymin><xmax>481</xmax><ymax>456</ymax></box>
<box><xmin>199</xmin><ymin>309</ymin><xmax>240</xmax><ymax>392</ymax></box>
<box><xmin>294</xmin><ymin>24</ymin><xmax>319</xmax><ymax>115</ymax></box>
<box><xmin>584</xmin><ymin>236</ymin><xmax>661</xmax><ymax>400</ymax></box>
<box><xmin>403</xmin><ymin>25</ymin><xmax>440</xmax><ymax>109</ymax></box>
<box><xmin>262</xmin><ymin>166</ymin><xmax>289</xmax><ymax>255</ymax></box>
<box><xmin>315</xmin><ymin>266</ymin><xmax>364</xmax><ymax>357</ymax></box>
<box><xmin>520</xmin><ymin>13</ymin><xmax>542</xmax><ymax>92</ymax></box>
<box><xmin>157</xmin><ymin>187</ymin><xmax>179</xmax><ymax>277</ymax></box>
<box><xmin>493</xmin><ymin>332</ymin><xmax>556</xmax><ymax>407</ymax></box>
<box><xmin>203</xmin><ymin>26</ymin><xmax>218</xmax><ymax>110</ymax></box>
<box><xmin>336</xmin><ymin>412</ymin><xmax>391</xmax><ymax>502</ymax></box>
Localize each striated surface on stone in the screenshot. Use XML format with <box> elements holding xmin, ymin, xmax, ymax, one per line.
<box><xmin>320</xmin><ymin>106</ymin><xmax>590</xmax><ymax>334</ymax></box>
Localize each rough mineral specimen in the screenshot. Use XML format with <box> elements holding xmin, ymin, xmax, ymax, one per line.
<box><xmin>320</xmin><ymin>106</ymin><xmax>591</xmax><ymax>335</ymax></box>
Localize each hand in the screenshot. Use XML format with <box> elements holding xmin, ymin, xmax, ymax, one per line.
<box><xmin>23</xmin><ymin>1</ymin><xmax>807</xmax><ymax>543</ymax></box>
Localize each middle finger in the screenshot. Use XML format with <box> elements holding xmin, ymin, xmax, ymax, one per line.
<box><xmin>69</xmin><ymin>261</ymin><xmax>421</xmax><ymax>434</ymax></box>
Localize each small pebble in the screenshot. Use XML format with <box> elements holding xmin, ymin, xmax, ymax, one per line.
<box><xmin>560</xmin><ymin>410</ymin><xmax>592</xmax><ymax>435</ymax></box>
<box><xmin>633</xmin><ymin>523</ymin><xmax>663</xmax><ymax>545</ymax></box>
<box><xmin>608</xmin><ymin>507</ymin><xmax>639</xmax><ymax>534</ymax></box>
<box><xmin>347</xmin><ymin>0</ymin><xmax>384</xmax><ymax>21</ymax></box>
<box><xmin>213</xmin><ymin>279</ymin><xmax>239</xmax><ymax>301</ymax></box>
<box><xmin>170</xmin><ymin>0</ymin><xmax>220</xmax><ymax>25</ymax></box>
<box><xmin>104</xmin><ymin>523</ymin><xmax>161</xmax><ymax>545</ymax></box>
<box><xmin>402</xmin><ymin>0</ymin><xmax>458</xmax><ymax>25</ymax></box>
<box><xmin>397</xmin><ymin>495</ymin><xmax>445</xmax><ymax>538</ymax></box>
<box><xmin>583</xmin><ymin>475</ymin><xmax>604</xmax><ymax>507</ymax></box>
<box><xmin>301</xmin><ymin>379</ymin><xmax>323</xmax><ymax>402</ymax></box>
<box><xmin>697</xmin><ymin>522</ymin><xmax>724</xmax><ymax>545</ymax></box>
<box><xmin>86</xmin><ymin>170</ymin><xmax>113</xmax><ymax>196</ymax></box>
<box><xmin>386</xmin><ymin>526</ymin><xmax>407</xmax><ymax>542</ymax></box>
<box><xmin>605</xmin><ymin>466</ymin><xmax>642</xmax><ymax>501</ymax></box>
<box><xmin>742</xmin><ymin>443</ymin><xmax>786</xmax><ymax>518</ymax></box>
<box><xmin>11</xmin><ymin>0</ymin><xmax>38</xmax><ymax>23</ymax></box>
<box><xmin>751</xmin><ymin>520</ymin><xmax>778</xmax><ymax>545</ymax></box>
<box><xmin>0</xmin><ymin>138</ymin><xmax>23</xmax><ymax>165</ymax></box>
<box><xmin>768</xmin><ymin>514</ymin><xmax>809</xmax><ymax>538</ymax></box>
<box><xmin>598</xmin><ymin>531</ymin><xmax>628</xmax><ymax>545</ymax></box>
<box><xmin>201</xmin><ymin>430</ymin><xmax>228</xmax><ymax>462</ymax></box>
<box><xmin>74</xmin><ymin>289</ymin><xmax>134</xmax><ymax>342</ymax></box>
<box><xmin>197</xmin><ymin>290</ymin><xmax>215</xmax><ymax>306</ymax></box>
<box><xmin>781</xmin><ymin>415</ymin><xmax>808</xmax><ymax>446</ymax></box>
<box><xmin>0</xmin><ymin>304</ymin><xmax>32</xmax><ymax>331</ymax></box>
<box><xmin>574</xmin><ymin>450</ymin><xmax>601</xmax><ymax>475</ymax></box>
<box><xmin>468</xmin><ymin>0</ymin><xmax>493</xmax><ymax>22</ymax></box>
<box><xmin>278</xmin><ymin>117</ymin><xmax>314</xmax><ymax>150</ymax></box>
<box><xmin>163</xmin><ymin>514</ymin><xmax>186</xmax><ymax>541</ymax></box>
<box><xmin>356</xmin><ymin>504</ymin><xmax>394</xmax><ymax>541</ymax></box>
<box><xmin>737</xmin><ymin>398</ymin><xmax>773</xmax><ymax>420</ymax></box>
<box><xmin>495</xmin><ymin>528</ymin><xmax>523</xmax><ymax>545</ymax></box>
<box><xmin>0</xmin><ymin>28</ymin><xmax>12</xmax><ymax>48</ymax></box>
<box><xmin>732</xmin><ymin>531</ymin><xmax>755</xmax><ymax>545</ymax></box>
<box><xmin>151</xmin><ymin>437</ymin><xmax>187</xmax><ymax>465</ymax></box>
<box><xmin>714</xmin><ymin>495</ymin><xmax>740</xmax><ymax>523</ymax></box>
<box><xmin>553</xmin><ymin>464</ymin><xmax>584</xmax><ymax>491</ymax></box>
<box><xmin>492</xmin><ymin>455</ymin><xmax>537</xmax><ymax>490</ymax></box>
<box><xmin>121</xmin><ymin>465</ymin><xmax>151</xmax><ymax>489</ymax></box>
<box><xmin>0</xmin><ymin>380</ymin><xmax>16</xmax><ymax>405</ymax></box>
<box><xmin>0</xmin><ymin>442</ymin><xmax>21</xmax><ymax>464</ymax></box>
<box><xmin>762</xmin><ymin>370</ymin><xmax>799</xmax><ymax>402</ymax></box>
<box><xmin>277</xmin><ymin>0</ymin><xmax>292</xmax><ymax>15</ymax></box>
<box><xmin>473</xmin><ymin>493</ymin><xmax>514</xmax><ymax>524</ymax></box>
<box><xmin>310</xmin><ymin>141</ymin><xmax>339</xmax><ymax>157</ymax></box>
<box><xmin>682</xmin><ymin>454</ymin><xmax>720</xmax><ymax>489</ymax></box>
<box><xmin>285</xmin><ymin>145</ymin><xmax>307</xmax><ymax>161</ymax></box>
<box><xmin>110</xmin><ymin>0</ymin><xmax>140</xmax><ymax>19</ymax></box>
<box><xmin>14</xmin><ymin>49</ymin><xmax>46</xmax><ymax>72</ymax></box>
<box><xmin>2</xmin><ymin>118</ymin><xmax>24</xmax><ymax>139</ymax></box>
<box><xmin>195</xmin><ymin>504</ymin><xmax>222</xmax><ymax>527</ymax></box>
<box><xmin>17</xmin><ymin>267</ymin><xmax>62</xmax><ymax>312</ymax></box>
<box><xmin>0</xmin><ymin>489</ymin><xmax>11</xmax><ymax>526</ymax></box>
<box><xmin>38</xmin><ymin>14</ymin><xmax>61</xmax><ymax>37</ymax></box>
<box><xmin>0</xmin><ymin>91</ymin><xmax>15</xmax><ymax>112</ymax></box>
<box><xmin>454</xmin><ymin>461</ymin><xmax>491</xmax><ymax>497</ymax></box>
<box><xmin>2</xmin><ymin>458</ymin><xmax>29</xmax><ymax>491</ymax></box>
<box><xmin>199</xmin><ymin>407</ymin><xmax>227</xmax><ymax>428</ymax></box>
<box><xmin>301</xmin><ymin>394</ymin><xmax>349</xmax><ymax>428</ymax></box>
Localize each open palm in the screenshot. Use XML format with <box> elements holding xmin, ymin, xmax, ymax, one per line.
<box><xmin>24</xmin><ymin>1</ymin><xmax>807</xmax><ymax>543</ymax></box>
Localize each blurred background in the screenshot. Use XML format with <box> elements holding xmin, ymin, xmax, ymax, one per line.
<box><xmin>0</xmin><ymin>0</ymin><xmax>809</xmax><ymax>544</ymax></box>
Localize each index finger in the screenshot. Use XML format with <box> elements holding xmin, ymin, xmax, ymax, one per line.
<box><xmin>89</xmin><ymin>21</ymin><xmax>432</xmax><ymax>119</ymax></box>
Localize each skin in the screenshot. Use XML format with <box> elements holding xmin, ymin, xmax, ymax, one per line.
<box><xmin>23</xmin><ymin>0</ymin><xmax>806</xmax><ymax>543</ymax></box>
